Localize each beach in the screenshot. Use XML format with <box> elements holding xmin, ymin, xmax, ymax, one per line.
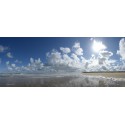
<box><xmin>0</xmin><ymin>72</ymin><xmax>125</xmax><ymax>87</ymax></box>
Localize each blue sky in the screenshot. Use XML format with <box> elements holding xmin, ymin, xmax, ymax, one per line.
<box><xmin>0</xmin><ymin>37</ymin><xmax>124</xmax><ymax>72</ymax></box>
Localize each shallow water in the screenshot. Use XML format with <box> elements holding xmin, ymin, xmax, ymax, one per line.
<box><xmin>0</xmin><ymin>73</ymin><xmax>125</xmax><ymax>87</ymax></box>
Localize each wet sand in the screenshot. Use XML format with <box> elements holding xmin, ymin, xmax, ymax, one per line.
<box><xmin>0</xmin><ymin>73</ymin><xmax>125</xmax><ymax>87</ymax></box>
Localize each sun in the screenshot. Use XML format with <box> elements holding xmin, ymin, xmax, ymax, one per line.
<box><xmin>92</xmin><ymin>40</ymin><xmax>106</xmax><ymax>52</ymax></box>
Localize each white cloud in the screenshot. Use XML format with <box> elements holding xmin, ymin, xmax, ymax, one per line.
<box><xmin>98</xmin><ymin>50</ymin><xmax>113</xmax><ymax>66</ymax></box>
<box><xmin>15</xmin><ymin>59</ymin><xmax>22</xmax><ymax>64</ymax></box>
<box><xmin>86</xmin><ymin>50</ymin><xmax>115</xmax><ymax>71</ymax></box>
<box><xmin>11</xmin><ymin>64</ymin><xmax>16</xmax><ymax>68</ymax></box>
<box><xmin>46</xmin><ymin>50</ymin><xmax>63</xmax><ymax>66</ymax></box>
<box><xmin>6</xmin><ymin>61</ymin><xmax>19</xmax><ymax>71</ymax></box>
<box><xmin>72</xmin><ymin>42</ymin><xmax>83</xmax><ymax>55</ymax></box>
<box><xmin>60</xmin><ymin>47</ymin><xmax>71</xmax><ymax>54</ymax></box>
<box><xmin>98</xmin><ymin>57</ymin><xmax>106</xmax><ymax>65</ymax></box>
<box><xmin>99</xmin><ymin>50</ymin><xmax>113</xmax><ymax>58</ymax></box>
<box><xmin>30</xmin><ymin>58</ymin><xmax>34</xmax><ymax>64</ymax></box>
<box><xmin>28</xmin><ymin>58</ymin><xmax>44</xmax><ymax>71</ymax></box>
<box><xmin>46</xmin><ymin>43</ymin><xmax>85</xmax><ymax>69</ymax></box>
<box><xmin>0</xmin><ymin>45</ymin><xmax>8</xmax><ymax>53</ymax></box>
<box><xmin>7</xmin><ymin>52</ymin><xmax>13</xmax><ymax>58</ymax></box>
<box><xmin>117</xmin><ymin>38</ymin><xmax>125</xmax><ymax>60</ymax></box>
<box><xmin>73</xmin><ymin>42</ymin><xmax>80</xmax><ymax>48</ymax></box>
<box><xmin>6</xmin><ymin>58</ymin><xmax>44</xmax><ymax>72</ymax></box>
<box><xmin>62</xmin><ymin>54</ymin><xmax>73</xmax><ymax>67</ymax></box>
<box><xmin>71</xmin><ymin>53</ymin><xmax>80</xmax><ymax>62</ymax></box>
<box><xmin>86</xmin><ymin>55</ymin><xmax>99</xmax><ymax>70</ymax></box>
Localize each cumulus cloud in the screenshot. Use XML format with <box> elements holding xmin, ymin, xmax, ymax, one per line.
<box><xmin>28</xmin><ymin>58</ymin><xmax>44</xmax><ymax>71</ymax></box>
<box><xmin>85</xmin><ymin>49</ymin><xmax>115</xmax><ymax>71</ymax></box>
<box><xmin>46</xmin><ymin>43</ymin><xmax>85</xmax><ymax>69</ymax></box>
<box><xmin>99</xmin><ymin>51</ymin><xmax>113</xmax><ymax>58</ymax></box>
<box><xmin>72</xmin><ymin>42</ymin><xmax>83</xmax><ymax>55</ymax></box>
<box><xmin>7</xmin><ymin>52</ymin><xmax>13</xmax><ymax>58</ymax></box>
<box><xmin>0</xmin><ymin>45</ymin><xmax>8</xmax><ymax>53</ymax></box>
<box><xmin>98</xmin><ymin>50</ymin><xmax>114</xmax><ymax>67</ymax></box>
<box><xmin>117</xmin><ymin>38</ymin><xmax>125</xmax><ymax>60</ymax></box>
<box><xmin>6</xmin><ymin>61</ymin><xmax>20</xmax><ymax>71</ymax></box>
<box><xmin>6</xmin><ymin>58</ymin><xmax>44</xmax><ymax>72</ymax></box>
<box><xmin>85</xmin><ymin>55</ymin><xmax>102</xmax><ymax>71</ymax></box>
<box><xmin>46</xmin><ymin>50</ymin><xmax>63</xmax><ymax>66</ymax></box>
<box><xmin>60</xmin><ymin>47</ymin><xmax>71</xmax><ymax>54</ymax></box>
<box><xmin>46</xmin><ymin>42</ymin><xmax>85</xmax><ymax>68</ymax></box>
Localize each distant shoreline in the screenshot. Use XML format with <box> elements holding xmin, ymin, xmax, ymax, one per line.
<box><xmin>82</xmin><ymin>71</ymin><xmax>125</xmax><ymax>73</ymax></box>
<box><xmin>82</xmin><ymin>72</ymin><xmax>125</xmax><ymax>78</ymax></box>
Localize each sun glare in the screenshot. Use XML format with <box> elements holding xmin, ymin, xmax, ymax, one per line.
<box><xmin>93</xmin><ymin>40</ymin><xmax>106</xmax><ymax>52</ymax></box>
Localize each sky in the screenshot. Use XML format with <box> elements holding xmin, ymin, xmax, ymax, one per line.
<box><xmin>0</xmin><ymin>37</ymin><xmax>125</xmax><ymax>73</ymax></box>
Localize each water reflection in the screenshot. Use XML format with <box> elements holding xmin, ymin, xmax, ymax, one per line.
<box><xmin>0</xmin><ymin>74</ymin><xmax>125</xmax><ymax>87</ymax></box>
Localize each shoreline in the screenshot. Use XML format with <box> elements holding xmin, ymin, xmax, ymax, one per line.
<box><xmin>82</xmin><ymin>72</ymin><xmax>125</xmax><ymax>79</ymax></box>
